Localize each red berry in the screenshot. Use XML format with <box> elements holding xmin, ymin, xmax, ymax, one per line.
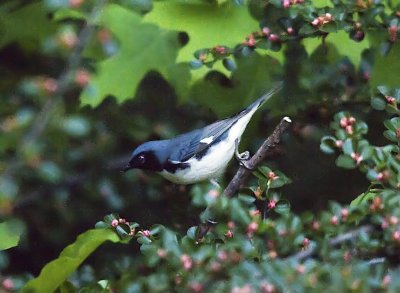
<box><xmin>267</xmin><ymin>200</ymin><xmax>277</xmax><ymax>209</ymax></box>
<box><xmin>330</xmin><ymin>215</ymin><xmax>339</xmax><ymax>225</ymax></box>
<box><xmin>268</xmin><ymin>34</ymin><xmax>280</xmax><ymax>42</ymax></box>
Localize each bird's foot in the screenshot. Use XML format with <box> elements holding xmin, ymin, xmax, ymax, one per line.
<box><xmin>234</xmin><ymin>139</ymin><xmax>255</xmax><ymax>171</ymax></box>
<box><xmin>209</xmin><ymin>178</ymin><xmax>221</xmax><ymax>189</ymax></box>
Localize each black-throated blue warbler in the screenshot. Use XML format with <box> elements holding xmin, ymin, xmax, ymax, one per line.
<box><xmin>123</xmin><ymin>83</ymin><xmax>283</xmax><ymax>184</ymax></box>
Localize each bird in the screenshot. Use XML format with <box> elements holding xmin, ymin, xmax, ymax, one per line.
<box><xmin>123</xmin><ymin>83</ymin><xmax>283</xmax><ymax>184</ymax></box>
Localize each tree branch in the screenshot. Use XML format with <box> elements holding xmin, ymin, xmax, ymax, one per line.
<box><xmin>197</xmin><ymin>117</ymin><xmax>292</xmax><ymax>240</ymax></box>
<box><xmin>224</xmin><ymin>116</ymin><xmax>292</xmax><ymax>197</ymax></box>
<box><xmin>288</xmin><ymin>225</ymin><xmax>374</xmax><ymax>262</ymax></box>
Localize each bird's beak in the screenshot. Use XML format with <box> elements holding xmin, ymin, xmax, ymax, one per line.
<box><xmin>122</xmin><ymin>164</ymin><xmax>133</xmax><ymax>173</ymax></box>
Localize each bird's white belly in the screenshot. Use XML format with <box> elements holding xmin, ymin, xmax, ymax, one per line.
<box><xmin>160</xmin><ymin>140</ymin><xmax>235</xmax><ymax>184</ymax></box>
<box><xmin>159</xmin><ymin>108</ymin><xmax>256</xmax><ymax>184</ymax></box>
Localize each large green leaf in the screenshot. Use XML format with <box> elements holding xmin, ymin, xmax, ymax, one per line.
<box><xmin>371</xmin><ymin>42</ymin><xmax>400</xmax><ymax>88</ymax></box>
<box><xmin>22</xmin><ymin>229</ymin><xmax>120</xmax><ymax>293</ymax></box>
<box><xmin>144</xmin><ymin>1</ymin><xmax>260</xmax><ymax>83</ymax></box>
<box><xmin>303</xmin><ymin>31</ymin><xmax>370</xmax><ymax>66</ymax></box>
<box><xmin>80</xmin><ymin>4</ymin><xmax>190</xmax><ymax>106</ymax></box>
<box><xmin>0</xmin><ymin>3</ymin><xmax>56</xmax><ymax>49</ymax></box>
<box><xmin>0</xmin><ymin>221</ymin><xmax>21</xmax><ymax>251</ymax></box>
<box><xmin>190</xmin><ymin>52</ymin><xmax>281</xmax><ymax>117</ymax></box>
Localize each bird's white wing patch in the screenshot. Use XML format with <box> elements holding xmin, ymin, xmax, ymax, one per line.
<box><xmin>200</xmin><ymin>136</ymin><xmax>214</xmax><ymax>145</ymax></box>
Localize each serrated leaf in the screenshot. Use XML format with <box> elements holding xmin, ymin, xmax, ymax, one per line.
<box><xmin>143</xmin><ymin>1</ymin><xmax>261</xmax><ymax>86</ymax></box>
<box><xmin>0</xmin><ymin>2</ymin><xmax>57</xmax><ymax>49</ymax></box>
<box><xmin>22</xmin><ymin>229</ymin><xmax>120</xmax><ymax>292</ymax></box>
<box><xmin>190</xmin><ymin>53</ymin><xmax>281</xmax><ymax>117</ymax></box>
<box><xmin>80</xmin><ymin>4</ymin><xmax>190</xmax><ymax>106</ymax></box>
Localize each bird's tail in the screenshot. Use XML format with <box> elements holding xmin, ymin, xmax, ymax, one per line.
<box><xmin>247</xmin><ymin>81</ymin><xmax>283</xmax><ymax>111</ymax></box>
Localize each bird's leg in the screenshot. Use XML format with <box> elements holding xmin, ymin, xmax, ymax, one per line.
<box><xmin>234</xmin><ymin>138</ymin><xmax>255</xmax><ymax>170</ymax></box>
<box><xmin>209</xmin><ymin>178</ymin><xmax>221</xmax><ymax>189</ymax></box>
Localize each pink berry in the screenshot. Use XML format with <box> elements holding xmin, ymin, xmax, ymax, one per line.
<box><xmin>348</xmin><ymin>116</ymin><xmax>356</xmax><ymax>124</ymax></box>
<box><xmin>335</xmin><ymin>140</ymin><xmax>343</xmax><ymax>148</ymax></box>
<box><xmin>267</xmin><ymin>200</ymin><xmax>276</xmax><ymax>209</ymax></box>
<box><xmin>262</xmin><ymin>27</ymin><xmax>271</xmax><ymax>36</ymax></box>
<box><xmin>111</xmin><ymin>219</ymin><xmax>119</xmax><ymax>227</ymax></box>
<box><xmin>392</xmin><ymin>230</ymin><xmax>400</xmax><ymax>242</ymax></box>
<box><xmin>386</xmin><ymin>96</ymin><xmax>396</xmax><ymax>104</ymax></box>
<box><xmin>247</xmin><ymin>222</ymin><xmax>259</xmax><ymax>234</ymax></box>
<box><xmin>390</xmin><ymin>216</ymin><xmax>399</xmax><ymax>225</ymax></box>
<box><xmin>180</xmin><ymin>254</ymin><xmax>193</xmax><ymax>270</ymax></box>
<box><xmin>268</xmin><ymin>34</ymin><xmax>280</xmax><ymax>42</ymax></box>
<box><xmin>340</xmin><ymin>117</ymin><xmax>348</xmax><ymax>128</ymax></box>
<box><xmin>287</xmin><ymin>27</ymin><xmax>294</xmax><ymax>34</ymax></box>
<box><xmin>382</xmin><ymin>275</ymin><xmax>391</xmax><ymax>287</ymax></box>
<box><xmin>325</xmin><ymin>13</ymin><xmax>333</xmax><ymax>21</ymax></box>
<box><xmin>2</xmin><ymin>278</ymin><xmax>14</xmax><ymax>291</ymax></box>
<box><xmin>345</xmin><ymin>125</ymin><xmax>353</xmax><ymax>135</ymax></box>
<box><xmin>69</xmin><ymin>0</ymin><xmax>84</xmax><ymax>7</ymax></box>
<box><xmin>283</xmin><ymin>0</ymin><xmax>290</xmax><ymax>8</ymax></box>
<box><xmin>225</xmin><ymin>230</ymin><xmax>234</xmax><ymax>238</ymax></box>
<box><xmin>311</xmin><ymin>18</ymin><xmax>320</xmax><ymax>27</ymax></box>
<box><xmin>142</xmin><ymin>230</ymin><xmax>151</xmax><ymax>237</ymax></box>
<box><xmin>330</xmin><ymin>215</ymin><xmax>339</xmax><ymax>225</ymax></box>
<box><xmin>341</xmin><ymin>208</ymin><xmax>349</xmax><ymax>219</ymax></box>
<box><xmin>75</xmin><ymin>69</ymin><xmax>91</xmax><ymax>87</ymax></box>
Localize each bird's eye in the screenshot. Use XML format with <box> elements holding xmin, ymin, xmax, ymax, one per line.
<box><xmin>138</xmin><ymin>154</ymin><xmax>146</xmax><ymax>164</ymax></box>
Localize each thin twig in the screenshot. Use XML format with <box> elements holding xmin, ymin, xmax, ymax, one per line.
<box><xmin>224</xmin><ymin>117</ymin><xmax>292</xmax><ymax>197</ymax></box>
<box><xmin>288</xmin><ymin>225</ymin><xmax>374</xmax><ymax>262</ymax></box>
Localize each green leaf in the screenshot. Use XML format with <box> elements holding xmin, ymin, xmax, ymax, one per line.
<box><xmin>319</xmin><ymin>21</ymin><xmax>338</xmax><ymax>33</ymax></box>
<box><xmin>384</xmin><ymin>130</ymin><xmax>398</xmax><ymax>142</ymax></box>
<box><xmin>371</xmin><ymin>42</ymin><xmax>400</xmax><ymax>88</ymax></box>
<box><xmin>350</xmin><ymin>190</ymin><xmax>378</xmax><ymax>208</ymax></box>
<box><xmin>303</xmin><ymin>31</ymin><xmax>370</xmax><ymax>66</ymax></box>
<box><xmin>269</xmin><ymin>171</ymin><xmax>292</xmax><ymax>188</ymax></box>
<box><xmin>80</xmin><ymin>4</ymin><xmax>190</xmax><ymax>106</ymax></box>
<box><xmin>342</xmin><ymin>139</ymin><xmax>354</xmax><ymax>155</ymax></box>
<box><xmin>190</xmin><ymin>52</ymin><xmax>281</xmax><ymax>117</ymax></box>
<box><xmin>371</xmin><ymin>97</ymin><xmax>386</xmax><ymax>110</ymax></box>
<box><xmin>143</xmin><ymin>1</ymin><xmax>260</xmax><ymax>85</ymax></box>
<box><xmin>0</xmin><ymin>3</ymin><xmax>57</xmax><ymax>49</ymax></box>
<box><xmin>320</xmin><ymin>136</ymin><xmax>337</xmax><ymax>154</ymax></box>
<box><xmin>22</xmin><ymin>229</ymin><xmax>120</xmax><ymax>293</ymax></box>
<box><xmin>0</xmin><ymin>221</ymin><xmax>21</xmax><ymax>251</ymax></box>
<box><xmin>336</xmin><ymin>154</ymin><xmax>357</xmax><ymax>169</ymax></box>
<box><xmin>275</xmin><ymin>199</ymin><xmax>290</xmax><ymax>215</ymax></box>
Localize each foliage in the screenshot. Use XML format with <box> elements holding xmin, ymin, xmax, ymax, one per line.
<box><xmin>1</xmin><ymin>0</ymin><xmax>400</xmax><ymax>292</ymax></box>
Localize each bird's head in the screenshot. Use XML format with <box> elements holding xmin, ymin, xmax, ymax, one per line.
<box><xmin>123</xmin><ymin>140</ymin><xmax>169</xmax><ymax>172</ymax></box>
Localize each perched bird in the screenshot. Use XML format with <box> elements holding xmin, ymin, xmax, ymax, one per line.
<box><xmin>123</xmin><ymin>83</ymin><xmax>282</xmax><ymax>184</ymax></box>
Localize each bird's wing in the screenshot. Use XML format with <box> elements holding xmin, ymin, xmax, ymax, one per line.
<box><xmin>170</xmin><ymin>110</ymin><xmax>249</xmax><ymax>163</ymax></box>
<box><xmin>168</xmin><ymin>83</ymin><xmax>283</xmax><ymax>164</ymax></box>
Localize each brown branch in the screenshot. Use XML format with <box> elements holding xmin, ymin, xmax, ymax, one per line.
<box><xmin>224</xmin><ymin>116</ymin><xmax>292</xmax><ymax>197</ymax></box>
<box><xmin>196</xmin><ymin>117</ymin><xmax>292</xmax><ymax>240</ymax></box>
<box><xmin>288</xmin><ymin>225</ymin><xmax>374</xmax><ymax>262</ymax></box>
